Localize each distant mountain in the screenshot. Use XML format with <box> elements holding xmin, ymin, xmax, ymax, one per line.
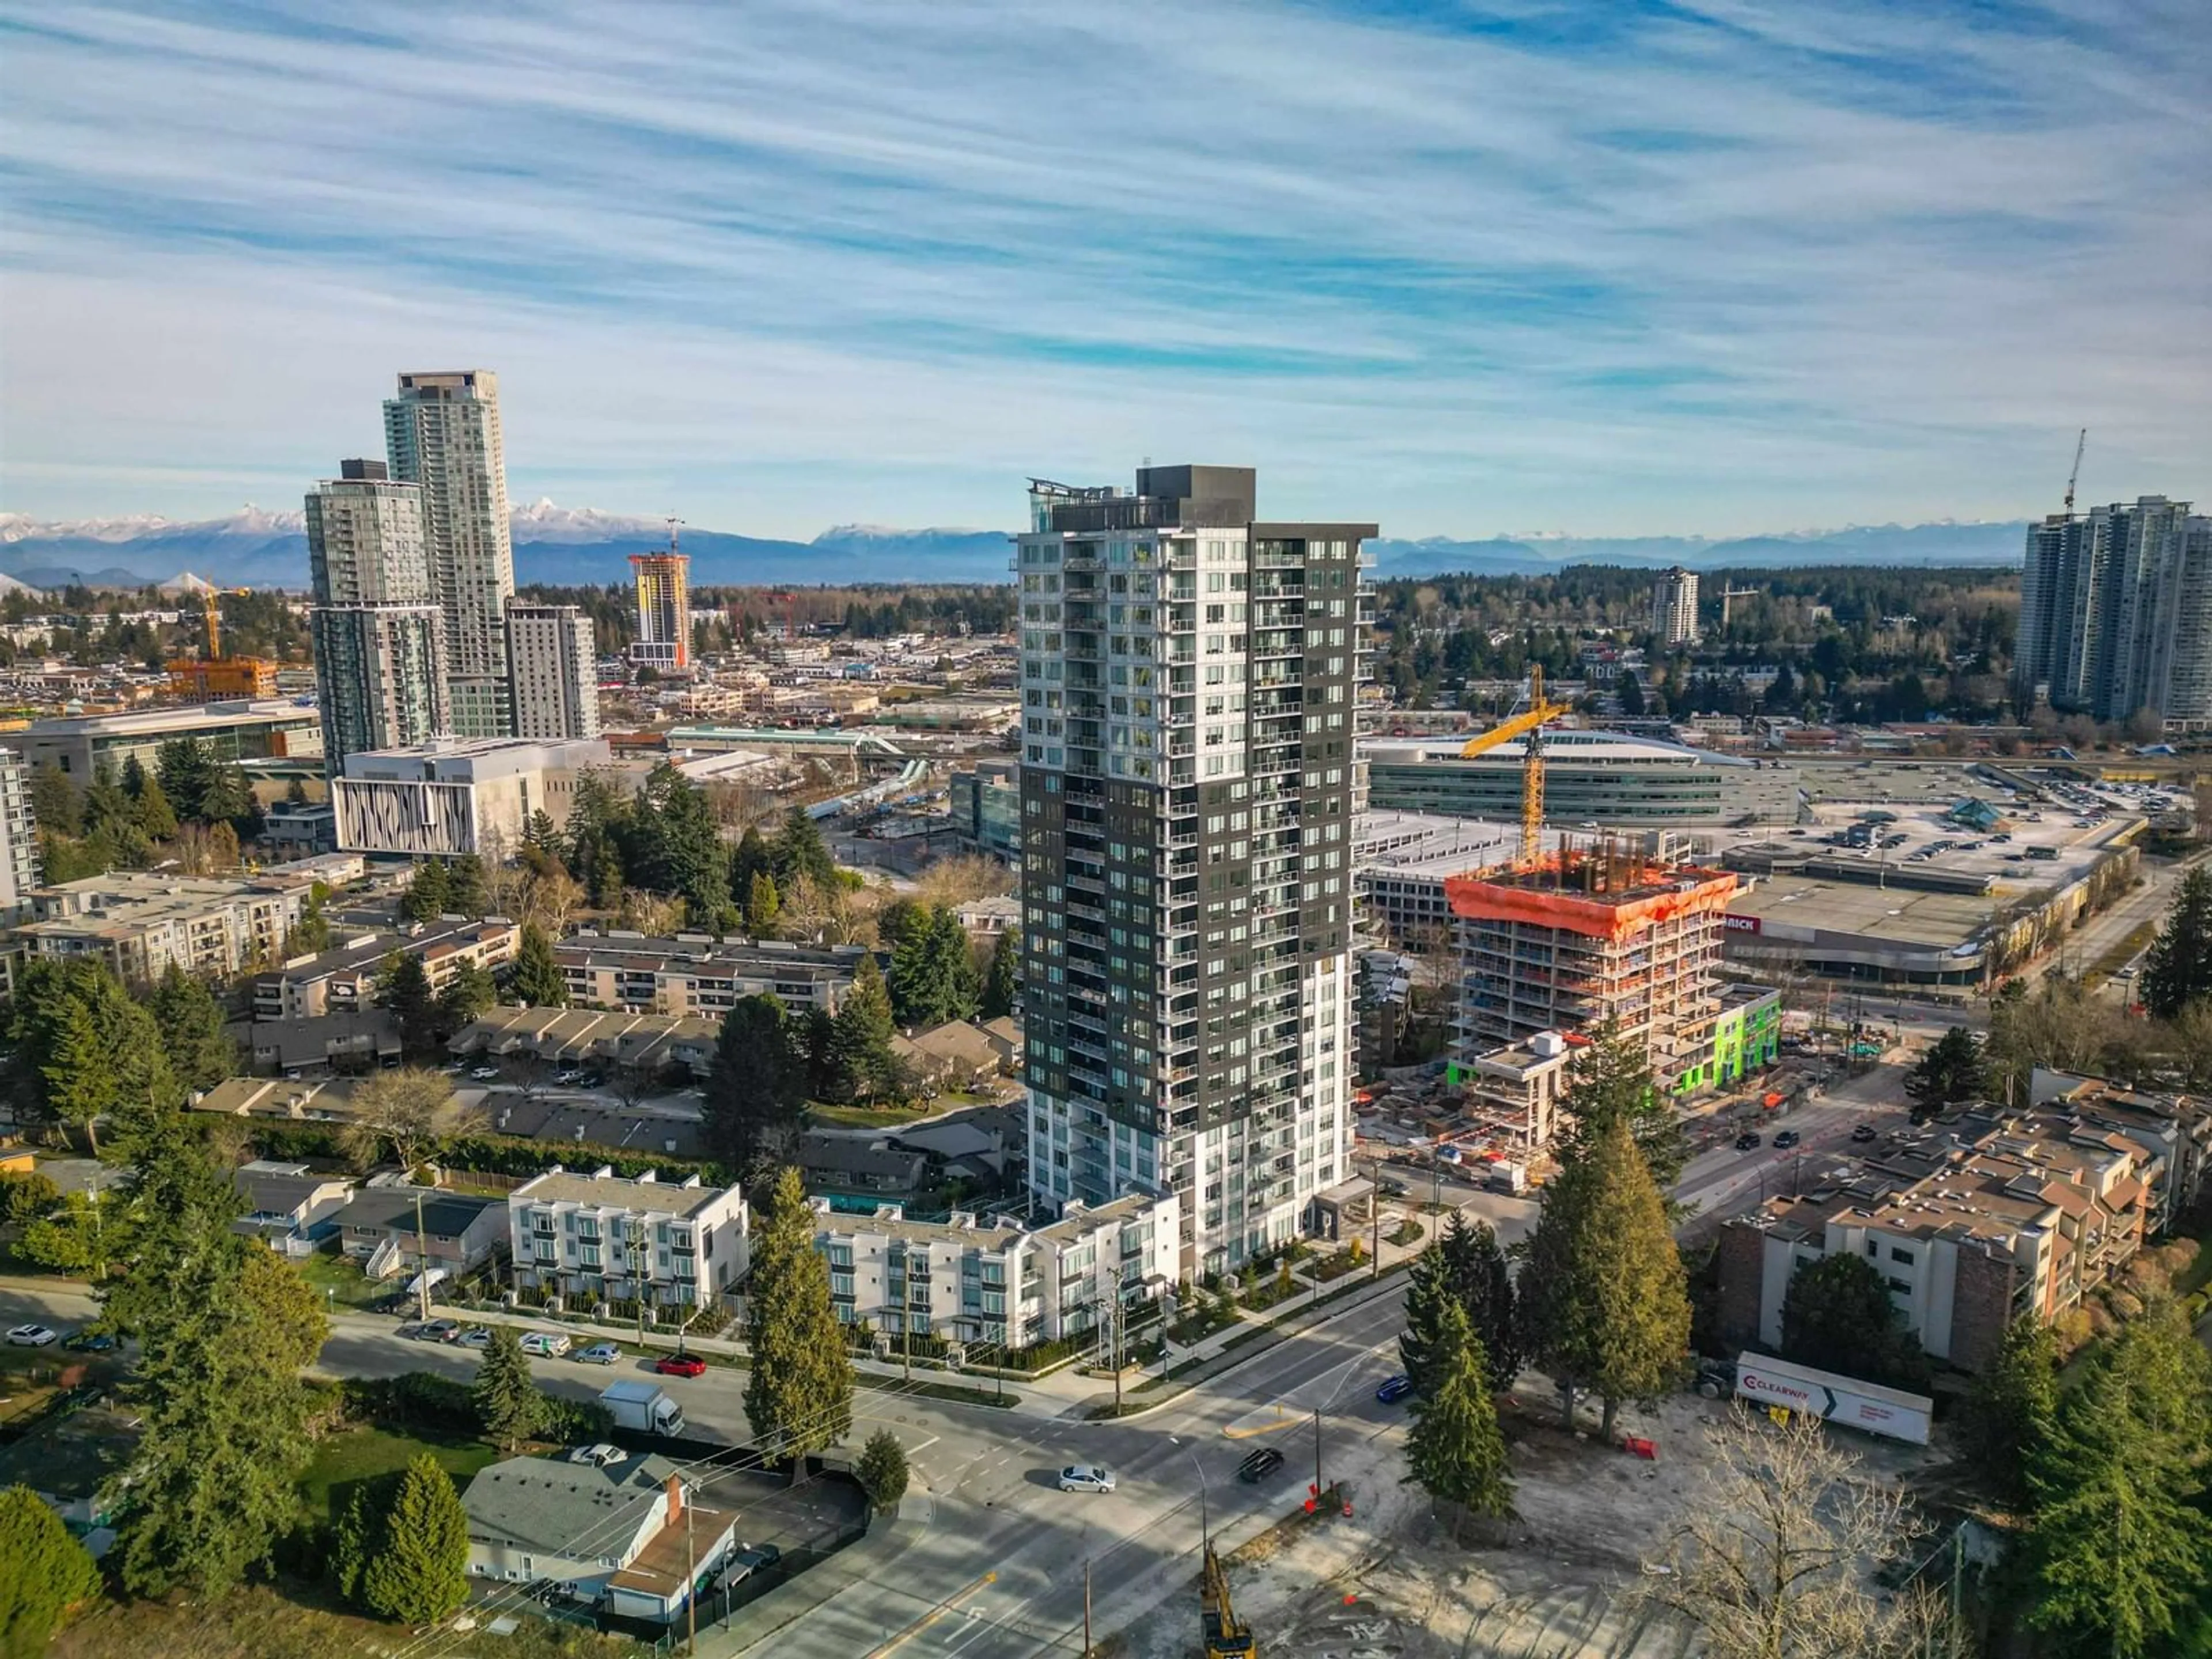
<box><xmin>0</xmin><ymin>504</ymin><xmax>2028</xmax><ymax>592</ymax></box>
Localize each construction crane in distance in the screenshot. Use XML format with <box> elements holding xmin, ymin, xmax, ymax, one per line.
<box><xmin>199</xmin><ymin>583</ymin><xmax>251</xmax><ymax>660</ymax></box>
<box><xmin>1457</xmin><ymin>664</ymin><xmax>1571</xmax><ymax>868</ymax></box>
<box><xmin>1718</xmin><ymin>584</ymin><xmax>1760</xmax><ymax>630</ymax></box>
<box><xmin>2063</xmin><ymin>427</ymin><xmax>2088</xmax><ymax>516</ymax></box>
<box><xmin>1200</xmin><ymin>1540</ymin><xmax>1255</xmax><ymax>1658</ymax></box>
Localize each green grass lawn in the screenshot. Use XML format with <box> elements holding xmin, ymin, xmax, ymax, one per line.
<box><xmin>297</xmin><ymin>1426</ymin><xmax>502</xmax><ymax>1526</ymax></box>
<box><xmin>291</xmin><ymin>1248</ymin><xmax>387</xmax><ymax>1311</ymax></box>
<box><xmin>806</xmin><ymin>1098</ymin><xmax>944</xmax><ymax>1128</ymax></box>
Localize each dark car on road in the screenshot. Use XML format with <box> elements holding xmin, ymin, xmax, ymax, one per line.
<box><xmin>1772</xmin><ymin>1130</ymin><xmax>1801</xmax><ymax>1149</ymax></box>
<box><xmin>1850</xmin><ymin>1124</ymin><xmax>1878</xmax><ymax>1143</ymax></box>
<box><xmin>1733</xmin><ymin>1131</ymin><xmax>1762</xmax><ymax>1151</ymax></box>
<box><xmin>1237</xmin><ymin>1447</ymin><xmax>1285</xmax><ymax>1483</ymax></box>
<box><xmin>1376</xmin><ymin>1374</ymin><xmax>1414</xmax><ymax>1405</ymax></box>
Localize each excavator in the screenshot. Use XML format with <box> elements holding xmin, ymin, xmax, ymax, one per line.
<box><xmin>1201</xmin><ymin>1540</ymin><xmax>1255</xmax><ymax>1658</ymax></box>
<box><xmin>1455</xmin><ymin>663</ymin><xmax>1570</xmax><ymax>868</ymax></box>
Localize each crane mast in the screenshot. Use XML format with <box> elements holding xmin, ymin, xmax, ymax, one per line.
<box><xmin>2063</xmin><ymin>428</ymin><xmax>2086</xmax><ymax>516</ymax></box>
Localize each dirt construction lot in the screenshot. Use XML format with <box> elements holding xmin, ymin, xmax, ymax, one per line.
<box><xmin>1117</xmin><ymin>1384</ymin><xmax>1930</xmax><ymax>1659</ymax></box>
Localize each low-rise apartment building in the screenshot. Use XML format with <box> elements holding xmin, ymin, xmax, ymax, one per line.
<box><xmin>812</xmin><ymin>1191</ymin><xmax>1179</xmax><ymax>1350</ymax></box>
<box><xmin>10</xmin><ymin>868</ymin><xmax>319</xmax><ymax>984</ymax></box>
<box><xmin>252</xmin><ymin>921</ymin><xmax>520</xmax><ymax>1020</ymax></box>
<box><xmin>556</xmin><ymin>931</ymin><xmax>863</xmax><ymax>1019</ymax></box>
<box><xmin>1717</xmin><ymin>1103</ymin><xmax>2161</xmax><ymax>1373</ymax></box>
<box><xmin>509</xmin><ymin>1166</ymin><xmax>749</xmax><ymax>1313</ymax></box>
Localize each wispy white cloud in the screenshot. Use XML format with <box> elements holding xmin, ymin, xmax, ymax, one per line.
<box><xmin>0</xmin><ymin>0</ymin><xmax>2204</xmax><ymax>537</ymax></box>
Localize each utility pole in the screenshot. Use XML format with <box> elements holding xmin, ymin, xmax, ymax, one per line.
<box><xmin>1313</xmin><ymin>1407</ymin><xmax>1324</xmax><ymax>1507</ymax></box>
<box><xmin>414</xmin><ymin>1188</ymin><xmax>431</xmax><ymax>1321</ymax></box>
<box><xmin>684</xmin><ymin>1493</ymin><xmax>697</xmax><ymax>1654</ymax></box>
<box><xmin>1083</xmin><ymin>1558</ymin><xmax>1092</xmax><ymax>1658</ymax></box>
<box><xmin>629</xmin><ymin>1214</ymin><xmax>648</xmax><ymax>1347</ymax></box>
<box><xmin>1370</xmin><ymin>1180</ymin><xmax>1381</xmax><ymax>1281</ymax></box>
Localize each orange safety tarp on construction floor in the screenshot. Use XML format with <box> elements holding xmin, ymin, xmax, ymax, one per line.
<box><xmin>1444</xmin><ymin>865</ymin><xmax>1738</xmax><ymax>942</ymax></box>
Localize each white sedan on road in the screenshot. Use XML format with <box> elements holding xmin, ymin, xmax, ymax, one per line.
<box><xmin>6</xmin><ymin>1324</ymin><xmax>58</xmax><ymax>1347</ymax></box>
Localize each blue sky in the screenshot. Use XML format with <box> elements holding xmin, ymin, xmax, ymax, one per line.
<box><xmin>1</xmin><ymin>0</ymin><xmax>2206</xmax><ymax>540</ymax></box>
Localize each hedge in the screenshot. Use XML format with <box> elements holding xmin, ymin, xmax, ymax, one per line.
<box><xmin>223</xmin><ymin>1116</ymin><xmax>731</xmax><ymax>1187</ymax></box>
<box><xmin>340</xmin><ymin>1369</ymin><xmax>613</xmax><ymax>1444</ymax></box>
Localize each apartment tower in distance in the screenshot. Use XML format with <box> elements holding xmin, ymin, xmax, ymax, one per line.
<box><xmin>306</xmin><ymin>459</ymin><xmax>450</xmax><ymax>768</ymax></box>
<box><xmin>2016</xmin><ymin>496</ymin><xmax>2212</xmax><ymax>732</ymax></box>
<box><xmin>1016</xmin><ymin>465</ymin><xmax>1372</xmax><ymax>1277</ymax></box>
<box><xmin>0</xmin><ymin>749</ymin><xmax>39</xmax><ymax>919</ymax></box>
<box><xmin>628</xmin><ymin>539</ymin><xmax>690</xmax><ymax>673</ymax></box>
<box><xmin>505</xmin><ymin>602</ymin><xmax>601</xmax><ymax>740</ymax></box>
<box><xmin>384</xmin><ymin>370</ymin><xmax>517</xmax><ymax>737</ymax></box>
<box><xmin>1652</xmin><ymin>565</ymin><xmax>1700</xmax><ymax>647</ymax></box>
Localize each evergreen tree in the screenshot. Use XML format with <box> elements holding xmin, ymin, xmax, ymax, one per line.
<box><xmin>1616</xmin><ymin>671</ymin><xmax>1646</xmax><ymax>718</ymax></box>
<box><xmin>154</xmin><ymin>737</ymin><xmax>214</xmax><ymax>823</ymax></box>
<box><xmin>2024</xmin><ymin>1302</ymin><xmax>2212</xmax><ymax>1659</ymax></box>
<box><xmin>285</xmin><ymin>776</ymin><xmax>310</xmax><ymax>806</ymax></box>
<box><xmin>7</xmin><ymin>956</ymin><xmax>177</xmax><ymax>1152</ymax></box>
<box><xmin>744</xmin><ymin>1167</ymin><xmax>853</xmax><ymax>1476</ymax></box>
<box><xmin>26</xmin><ymin>763</ymin><xmax>81</xmax><ymax>836</ymax></box>
<box><xmin>1402</xmin><ymin>1301</ymin><xmax>1514</xmax><ymax>1541</ymax></box>
<box><xmin>931</xmin><ymin>907</ymin><xmax>982</xmax><ymax>1021</ymax></box>
<box><xmin>589</xmin><ymin>838</ymin><xmax>626</xmax><ymax>908</ymax></box>
<box><xmin>400</xmin><ymin>859</ymin><xmax>451</xmax><ymax>922</ymax></box>
<box><xmin>830</xmin><ymin>956</ymin><xmax>899</xmax><ymax>1101</ymax></box>
<box><xmin>855</xmin><ymin>1429</ymin><xmax>910</xmax><ymax>1510</ymax></box>
<box><xmin>149</xmin><ymin>964</ymin><xmax>236</xmax><ymax>1094</ymax></box>
<box><xmin>130</xmin><ymin>768</ymin><xmax>179</xmax><ymax>842</ymax></box>
<box><xmin>105</xmin><ymin>1131</ymin><xmax>325</xmax><ymax>1597</ymax></box>
<box><xmin>435</xmin><ymin>959</ymin><xmax>498</xmax><ymax>1034</ymax></box>
<box><xmin>511</xmin><ymin>923</ymin><xmax>567</xmax><ymax>1007</ymax></box>
<box><xmin>634</xmin><ymin>764</ymin><xmax>728</xmax><ymax>922</ymax></box>
<box><xmin>472</xmin><ymin>1327</ymin><xmax>549</xmax><ymax>1452</ymax></box>
<box><xmin>1960</xmin><ymin>1317</ymin><xmax>2058</xmax><ymax>1507</ymax></box>
<box><xmin>356</xmin><ymin>1455</ymin><xmax>471</xmax><ymax>1624</ymax></box>
<box><xmin>772</xmin><ymin>805</ymin><xmax>839</xmax><ymax>890</ymax></box>
<box><xmin>801</xmin><ymin>1006</ymin><xmax>839</xmax><ymax>1100</ymax></box>
<box><xmin>1399</xmin><ymin>1241</ymin><xmax>1457</xmax><ymax>1399</ymax></box>
<box><xmin>746</xmin><ymin>870</ymin><xmax>781</xmax><ymax>937</ymax></box>
<box><xmin>1448</xmin><ymin>1216</ymin><xmax>1524</xmax><ymax>1392</ymax></box>
<box><xmin>2141</xmin><ymin>865</ymin><xmax>2212</xmax><ymax>1021</ymax></box>
<box><xmin>443</xmin><ymin>854</ymin><xmax>488</xmax><ymax>918</ymax></box>
<box><xmin>1904</xmin><ymin>1025</ymin><xmax>1989</xmax><ymax>1120</ymax></box>
<box><xmin>522</xmin><ymin>808</ymin><xmax>561</xmax><ymax>855</ymax></box>
<box><xmin>1520</xmin><ymin>1112</ymin><xmax>1690</xmax><ymax>1440</ymax></box>
<box><xmin>1779</xmin><ymin>1252</ymin><xmax>1930</xmax><ymax>1391</ymax></box>
<box><xmin>194</xmin><ymin>760</ymin><xmax>254</xmax><ymax>832</ymax></box>
<box><xmin>704</xmin><ymin>995</ymin><xmax>807</xmax><ymax>1178</ymax></box>
<box><xmin>1552</xmin><ymin>1020</ymin><xmax>1690</xmax><ymax>1191</ymax></box>
<box><xmin>0</xmin><ymin>1484</ymin><xmax>100</xmax><ymax>1654</ymax></box>
<box><xmin>981</xmin><ymin>926</ymin><xmax>1019</xmax><ymax>1020</ymax></box>
<box><xmin>729</xmin><ymin>824</ymin><xmax>773</xmax><ymax>900</ymax></box>
<box><xmin>377</xmin><ymin>952</ymin><xmax>441</xmax><ymax>1060</ymax></box>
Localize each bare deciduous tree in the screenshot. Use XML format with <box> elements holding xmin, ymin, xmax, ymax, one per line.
<box><xmin>1639</xmin><ymin>1406</ymin><xmax>1964</xmax><ymax>1659</ymax></box>
<box><xmin>339</xmin><ymin>1069</ymin><xmax>483</xmax><ymax>1173</ymax></box>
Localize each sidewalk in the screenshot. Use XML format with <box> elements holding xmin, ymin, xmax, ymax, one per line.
<box><xmin>695</xmin><ymin>1489</ymin><xmax>935</xmax><ymax>1656</ymax></box>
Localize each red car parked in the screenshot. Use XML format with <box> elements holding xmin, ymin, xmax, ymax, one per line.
<box><xmin>655</xmin><ymin>1353</ymin><xmax>708</xmax><ymax>1378</ymax></box>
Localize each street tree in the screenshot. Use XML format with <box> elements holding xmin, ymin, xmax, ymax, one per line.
<box><xmin>1904</xmin><ymin>1025</ymin><xmax>1988</xmax><ymax>1120</ymax></box>
<box><xmin>0</xmin><ymin>1484</ymin><xmax>100</xmax><ymax>1655</ymax></box>
<box><xmin>1640</xmin><ymin>1406</ymin><xmax>1960</xmax><ymax>1659</ymax></box>
<box><xmin>339</xmin><ymin>1069</ymin><xmax>478</xmax><ymax>1173</ymax></box>
<box><xmin>855</xmin><ymin>1429</ymin><xmax>911</xmax><ymax>1510</ymax></box>
<box><xmin>1779</xmin><ymin>1253</ymin><xmax>1930</xmax><ymax>1391</ymax></box>
<box><xmin>105</xmin><ymin>1130</ymin><xmax>326</xmax><ymax>1597</ymax></box>
<box><xmin>1959</xmin><ymin>1317</ymin><xmax>2058</xmax><ymax>1508</ymax></box>
<box><xmin>1402</xmin><ymin>1300</ymin><xmax>1513</xmax><ymax>1542</ymax></box>
<box><xmin>704</xmin><ymin>995</ymin><xmax>807</xmax><ymax>1179</ymax></box>
<box><xmin>744</xmin><ymin>1166</ymin><xmax>853</xmax><ymax>1477</ymax></box>
<box><xmin>1520</xmin><ymin>1112</ymin><xmax>1689</xmax><ymax>1440</ymax></box>
<box><xmin>511</xmin><ymin>922</ymin><xmax>567</xmax><ymax>1007</ymax></box>
<box><xmin>2024</xmin><ymin>1300</ymin><xmax>2212</xmax><ymax>1659</ymax></box>
<box><xmin>149</xmin><ymin>963</ymin><xmax>236</xmax><ymax>1093</ymax></box>
<box><xmin>2141</xmin><ymin>865</ymin><xmax>2212</xmax><ymax>1021</ymax></box>
<box><xmin>472</xmin><ymin>1327</ymin><xmax>550</xmax><ymax>1452</ymax></box>
<box><xmin>980</xmin><ymin>927</ymin><xmax>1019</xmax><ymax>1020</ymax></box>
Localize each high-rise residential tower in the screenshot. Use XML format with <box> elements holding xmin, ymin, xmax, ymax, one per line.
<box><xmin>1016</xmin><ymin>465</ymin><xmax>1372</xmax><ymax>1277</ymax></box>
<box><xmin>384</xmin><ymin>370</ymin><xmax>516</xmax><ymax>736</ymax></box>
<box><xmin>1652</xmin><ymin>566</ymin><xmax>1699</xmax><ymax>647</ymax></box>
<box><xmin>0</xmin><ymin>748</ymin><xmax>39</xmax><ymax>918</ymax></box>
<box><xmin>505</xmin><ymin>601</ymin><xmax>601</xmax><ymax>740</ymax></box>
<box><xmin>306</xmin><ymin>459</ymin><xmax>450</xmax><ymax>767</ymax></box>
<box><xmin>628</xmin><ymin>546</ymin><xmax>690</xmax><ymax>672</ymax></box>
<box><xmin>2013</xmin><ymin>497</ymin><xmax>2210</xmax><ymax>729</ymax></box>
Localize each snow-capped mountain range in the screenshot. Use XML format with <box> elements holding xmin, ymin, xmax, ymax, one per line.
<box><xmin>0</xmin><ymin>503</ymin><xmax>2032</xmax><ymax>592</ymax></box>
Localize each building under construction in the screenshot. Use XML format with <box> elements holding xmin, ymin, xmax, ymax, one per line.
<box><xmin>1442</xmin><ymin>840</ymin><xmax>1741</xmax><ymax>1150</ymax></box>
<box><xmin>165</xmin><ymin>582</ymin><xmax>278</xmax><ymax>704</ymax></box>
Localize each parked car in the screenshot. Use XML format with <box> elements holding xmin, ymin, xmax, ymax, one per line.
<box><xmin>520</xmin><ymin>1331</ymin><xmax>573</xmax><ymax>1358</ymax></box>
<box><xmin>575</xmin><ymin>1341</ymin><xmax>622</xmax><ymax>1366</ymax></box>
<box><xmin>1772</xmin><ymin>1130</ymin><xmax>1801</xmax><ymax>1149</ymax></box>
<box><xmin>1733</xmin><ymin>1131</ymin><xmax>1763</xmax><ymax>1151</ymax></box>
<box><xmin>1058</xmin><ymin>1465</ymin><xmax>1116</xmax><ymax>1494</ymax></box>
<box><xmin>554</xmin><ymin>1069</ymin><xmax>583</xmax><ymax>1085</ymax></box>
<box><xmin>419</xmin><ymin>1319</ymin><xmax>463</xmax><ymax>1343</ymax></box>
<box><xmin>1375</xmin><ymin>1374</ymin><xmax>1414</xmax><ymax>1404</ymax></box>
<box><xmin>718</xmin><ymin>1543</ymin><xmax>783</xmax><ymax>1587</ymax></box>
<box><xmin>62</xmin><ymin>1330</ymin><xmax>118</xmax><ymax>1353</ymax></box>
<box><xmin>457</xmin><ymin>1327</ymin><xmax>495</xmax><ymax>1349</ymax></box>
<box><xmin>6</xmin><ymin>1325</ymin><xmax>57</xmax><ymax>1347</ymax></box>
<box><xmin>1237</xmin><ymin>1447</ymin><xmax>1285</xmax><ymax>1483</ymax></box>
<box><xmin>469</xmin><ymin>1066</ymin><xmax>501</xmax><ymax>1082</ymax></box>
<box><xmin>1850</xmin><ymin>1123</ymin><xmax>1878</xmax><ymax>1143</ymax></box>
<box><xmin>655</xmin><ymin>1352</ymin><xmax>708</xmax><ymax>1378</ymax></box>
<box><xmin>568</xmin><ymin>1442</ymin><xmax>626</xmax><ymax>1467</ymax></box>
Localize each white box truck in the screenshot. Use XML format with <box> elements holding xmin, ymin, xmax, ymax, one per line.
<box><xmin>601</xmin><ymin>1380</ymin><xmax>686</xmax><ymax>1438</ymax></box>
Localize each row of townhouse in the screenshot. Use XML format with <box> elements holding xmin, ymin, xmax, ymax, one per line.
<box><xmin>1717</xmin><ymin>1083</ymin><xmax>2206</xmax><ymax>1373</ymax></box>
<box><xmin>251</xmin><ymin>918</ymin><xmax>520</xmax><ymax>1020</ymax></box>
<box><xmin>449</xmin><ymin>1006</ymin><xmax>719</xmax><ymax>1082</ymax></box>
<box><xmin>552</xmin><ymin>931</ymin><xmax>864</xmax><ymax>1019</ymax></box>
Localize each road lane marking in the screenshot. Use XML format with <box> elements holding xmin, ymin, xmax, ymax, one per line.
<box><xmin>864</xmin><ymin>1571</ymin><xmax>998</xmax><ymax>1658</ymax></box>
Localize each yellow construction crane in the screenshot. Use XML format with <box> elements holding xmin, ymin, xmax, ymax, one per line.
<box><xmin>196</xmin><ymin>582</ymin><xmax>252</xmax><ymax>661</ymax></box>
<box><xmin>1456</xmin><ymin>664</ymin><xmax>1570</xmax><ymax>866</ymax></box>
<box><xmin>1201</xmin><ymin>1541</ymin><xmax>1255</xmax><ymax>1658</ymax></box>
